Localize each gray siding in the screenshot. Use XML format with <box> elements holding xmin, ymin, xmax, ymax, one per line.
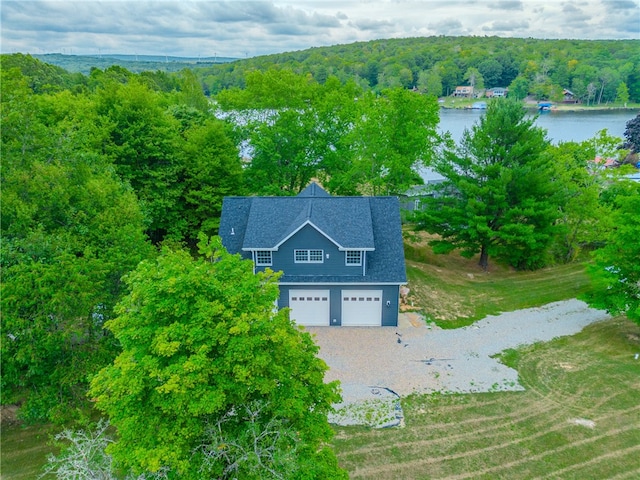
<box><xmin>278</xmin><ymin>284</ymin><xmax>400</xmax><ymax>326</ymax></box>
<box><xmin>255</xmin><ymin>224</ymin><xmax>365</xmax><ymax>278</ymax></box>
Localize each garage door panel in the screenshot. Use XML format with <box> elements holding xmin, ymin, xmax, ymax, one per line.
<box><xmin>289</xmin><ymin>290</ymin><xmax>330</xmax><ymax>326</ymax></box>
<box><xmin>342</xmin><ymin>290</ymin><xmax>382</xmax><ymax>326</ymax></box>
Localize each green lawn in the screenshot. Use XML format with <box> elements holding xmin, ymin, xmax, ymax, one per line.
<box><xmin>333</xmin><ymin>317</ymin><xmax>640</xmax><ymax>479</ymax></box>
<box><xmin>0</xmin><ymin>420</ymin><xmax>59</xmax><ymax>480</ymax></box>
<box><xmin>403</xmin><ymin>231</ymin><xmax>592</xmax><ymax>328</ymax></box>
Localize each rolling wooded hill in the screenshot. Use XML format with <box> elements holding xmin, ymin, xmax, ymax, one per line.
<box><xmin>195</xmin><ymin>36</ymin><xmax>640</xmax><ymax>103</ymax></box>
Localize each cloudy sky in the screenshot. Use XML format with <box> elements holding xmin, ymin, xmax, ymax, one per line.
<box><xmin>2</xmin><ymin>1</ymin><xmax>639</xmax><ymax>58</ymax></box>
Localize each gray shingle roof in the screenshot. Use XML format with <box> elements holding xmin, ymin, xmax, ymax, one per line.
<box><xmin>298</xmin><ymin>182</ymin><xmax>332</xmax><ymax>197</ymax></box>
<box><xmin>242</xmin><ymin>196</ymin><xmax>374</xmax><ymax>250</ymax></box>
<box><xmin>219</xmin><ymin>183</ymin><xmax>406</xmax><ymax>284</ymax></box>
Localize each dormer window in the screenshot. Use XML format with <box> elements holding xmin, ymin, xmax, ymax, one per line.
<box><xmin>255</xmin><ymin>250</ymin><xmax>272</xmax><ymax>266</ymax></box>
<box><xmin>295</xmin><ymin>249</ymin><xmax>324</xmax><ymax>263</ymax></box>
<box><xmin>346</xmin><ymin>250</ymin><xmax>362</xmax><ymax>266</ymax></box>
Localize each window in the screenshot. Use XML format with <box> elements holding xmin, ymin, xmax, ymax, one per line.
<box><xmin>294</xmin><ymin>249</ymin><xmax>324</xmax><ymax>263</ymax></box>
<box><xmin>346</xmin><ymin>250</ymin><xmax>362</xmax><ymax>266</ymax></box>
<box><xmin>255</xmin><ymin>250</ymin><xmax>272</xmax><ymax>266</ymax></box>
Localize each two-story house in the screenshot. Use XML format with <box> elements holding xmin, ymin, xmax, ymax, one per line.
<box><xmin>219</xmin><ymin>183</ymin><xmax>407</xmax><ymax>326</ymax></box>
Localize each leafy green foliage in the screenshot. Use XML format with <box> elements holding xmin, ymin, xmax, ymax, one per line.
<box><xmin>89</xmin><ymin>236</ymin><xmax>344</xmax><ymax>478</ymax></box>
<box><xmin>0</xmin><ymin>53</ymin><xmax>83</xmax><ymax>93</ymax></box>
<box><xmin>245</xmin><ymin>107</ymin><xmax>323</xmax><ymax>195</ymax></box>
<box><xmin>585</xmin><ymin>180</ymin><xmax>640</xmax><ymax>324</ymax></box>
<box><xmin>0</xmin><ymin>156</ymin><xmax>154</xmax><ymax>421</ymax></box>
<box><xmin>219</xmin><ymin>70</ymin><xmax>441</xmax><ymax>196</ymax></box>
<box><xmin>195</xmin><ymin>37</ymin><xmax>640</xmax><ymax>103</ymax></box>
<box><xmin>181</xmin><ymin>119</ymin><xmax>245</xmax><ymax>235</ymax></box>
<box><xmin>546</xmin><ymin>140</ymin><xmax>612</xmax><ymax>262</ymax></box>
<box><xmin>1</xmin><ymin>66</ymin><xmax>155</xmax><ymax>422</ymax></box>
<box><xmin>339</xmin><ymin>88</ymin><xmax>441</xmax><ymax>195</ymax></box>
<box><xmin>414</xmin><ymin>98</ymin><xmax>558</xmax><ymax>270</ymax></box>
<box><xmin>92</xmin><ymin>71</ymin><xmax>242</xmax><ymax>244</ymax></box>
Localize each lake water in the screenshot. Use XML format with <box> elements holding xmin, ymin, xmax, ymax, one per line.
<box><xmin>438</xmin><ymin>108</ymin><xmax>638</xmax><ymax>144</ymax></box>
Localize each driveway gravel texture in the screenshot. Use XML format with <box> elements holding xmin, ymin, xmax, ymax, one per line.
<box><xmin>305</xmin><ymin>299</ymin><xmax>610</xmax><ymax>427</ymax></box>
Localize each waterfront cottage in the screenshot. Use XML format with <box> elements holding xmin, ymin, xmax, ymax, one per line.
<box><xmin>453</xmin><ymin>86</ymin><xmax>473</xmax><ymax>97</ymax></box>
<box><xmin>219</xmin><ymin>183</ymin><xmax>407</xmax><ymax>326</ymax></box>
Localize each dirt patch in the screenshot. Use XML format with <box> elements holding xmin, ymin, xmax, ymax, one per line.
<box><xmin>558</xmin><ymin>362</ymin><xmax>577</xmax><ymax>371</ymax></box>
<box><xmin>568</xmin><ymin>418</ymin><xmax>596</xmax><ymax>428</ymax></box>
<box><xmin>1</xmin><ymin>405</ymin><xmax>20</xmax><ymax>426</ymax></box>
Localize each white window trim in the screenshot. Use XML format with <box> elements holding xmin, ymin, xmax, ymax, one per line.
<box><xmin>294</xmin><ymin>249</ymin><xmax>324</xmax><ymax>264</ymax></box>
<box><xmin>345</xmin><ymin>250</ymin><xmax>362</xmax><ymax>266</ymax></box>
<box><xmin>255</xmin><ymin>250</ymin><xmax>272</xmax><ymax>266</ymax></box>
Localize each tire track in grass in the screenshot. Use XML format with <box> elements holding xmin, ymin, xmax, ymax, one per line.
<box><xmin>403</xmin><ymin>393</ymin><xmax>565</xmax><ymax>436</ymax></box>
<box><xmin>335</xmin><ymin>394</ymin><xmax>550</xmax><ymax>443</ymax></box>
<box><xmin>340</xmin><ymin>390</ymin><xmax>580</xmax><ymax>461</ymax></box>
<box><xmin>531</xmin><ymin>444</ymin><xmax>640</xmax><ymax>480</ymax></box>
<box><xmin>442</xmin><ymin>424</ymin><xmax>640</xmax><ymax>480</ymax></box>
<box><xmin>606</xmin><ymin>467</ymin><xmax>640</xmax><ymax>480</ymax></box>
<box><xmin>338</xmin><ymin>401</ymin><xmax>563</xmax><ymax>459</ymax></box>
<box><xmin>348</xmin><ymin>419</ymin><xmax>638</xmax><ymax>478</ymax></box>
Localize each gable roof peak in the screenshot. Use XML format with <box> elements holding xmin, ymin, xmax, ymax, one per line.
<box><xmin>297</xmin><ymin>182</ymin><xmax>331</xmax><ymax>198</ymax></box>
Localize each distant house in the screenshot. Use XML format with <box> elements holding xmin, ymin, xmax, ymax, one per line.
<box><xmin>453</xmin><ymin>86</ymin><xmax>473</xmax><ymax>97</ymax></box>
<box><xmin>398</xmin><ymin>168</ymin><xmax>447</xmax><ymax>218</ymax></box>
<box><xmin>219</xmin><ymin>183</ymin><xmax>407</xmax><ymax>327</ymax></box>
<box><xmin>486</xmin><ymin>87</ymin><xmax>507</xmax><ymax>98</ymax></box>
<box><xmin>398</xmin><ymin>185</ymin><xmax>436</xmax><ymax>214</ymax></box>
<box><xmin>563</xmin><ymin>89</ymin><xmax>579</xmax><ymax>103</ymax></box>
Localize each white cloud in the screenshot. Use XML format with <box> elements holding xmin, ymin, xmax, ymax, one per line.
<box><xmin>1</xmin><ymin>0</ymin><xmax>638</xmax><ymax>57</ymax></box>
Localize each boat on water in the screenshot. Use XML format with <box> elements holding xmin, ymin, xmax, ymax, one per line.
<box><xmin>538</xmin><ymin>101</ymin><xmax>554</xmax><ymax>111</ymax></box>
<box><xmin>470</xmin><ymin>101</ymin><xmax>487</xmax><ymax>110</ymax></box>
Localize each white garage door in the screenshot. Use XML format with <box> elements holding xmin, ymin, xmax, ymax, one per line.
<box><xmin>289</xmin><ymin>290</ymin><xmax>330</xmax><ymax>326</ymax></box>
<box><xmin>341</xmin><ymin>290</ymin><xmax>382</xmax><ymax>326</ymax></box>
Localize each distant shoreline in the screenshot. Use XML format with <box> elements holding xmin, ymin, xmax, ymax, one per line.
<box><xmin>441</xmin><ymin>104</ymin><xmax>640</xmax><ymax>113</ymax></box>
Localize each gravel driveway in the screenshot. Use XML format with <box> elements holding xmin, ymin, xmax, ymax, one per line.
<box><xmin>306</xmin><ymin>299</ymin><xmax>610</xmax><ymax>427</ymax></box>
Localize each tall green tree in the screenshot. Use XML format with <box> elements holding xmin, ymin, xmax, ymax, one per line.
<box><xmin>344</xmin><ymin>88</ymin><xmax>440</xmax><ymax>195</ymax></box>
<box><xmin>546</xmin><ymin>134</ymin><xmax>620</xmax><ymax>263</ymax></box>
<box><xmin>477</xmin><ymin>58</ymin><xmax>503</xmax><ymax>88</ymax></box>
<box><xmin>508</xmin><ymin>76</ymin><xmax>530</xmax><ymax>100</ymax></box>
<box><xmin>585</xmin><ymin>180</ymin><xmax>640</xmax><ymax>324</ymax></box>
<box><xmin>89</xmin><ymin>236</ymin><xmax>345</xmax><ymax>479</ymax></box>
<box><xmin>244</xmin><ymin>107</ymin><xmax>321</xmax><ymax>195</ymax></box>
<box><xmin>94</xmin><ymin>78</ymin><xmax>185</xmax><ymax>243</ymax></box>
<box><xmin>414</xmin><ymin>99</ymin><xmax>558</xmax><ymax>270</ymax></box>
<box><xmin>1</xmin><ymin>68</ymin><xmax>154</xmax><ymax>421</ymax></box>
<box><xmin>181</xmin><ymin>119</ymin><xmax>244</xmax><ymax>237</ymax></box>
<box><xmin>417</xmin><ymin>68</ymin><xmax>443</xmax><ymax>97</ymax></box>
<box><xmin>94</xmin><ymin>75</ymin><xmax>242</xmax><ymax>245</ymax></box>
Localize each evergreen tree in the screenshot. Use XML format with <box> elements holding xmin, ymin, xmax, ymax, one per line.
<box><xmin>414</xmin><ymin>99</ymin><xmax>558</xmax><ymax>270</ymax></box>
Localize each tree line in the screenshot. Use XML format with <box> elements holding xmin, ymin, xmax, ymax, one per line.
<box><xmin>197</xmin><ymin>36</ymin><xmax>640</xmax><ymax>104</ymax></box>
<box><xmin>2</xmin><ymin>52</ymin><xmax>639</xmax><ymax>478</ymax></box>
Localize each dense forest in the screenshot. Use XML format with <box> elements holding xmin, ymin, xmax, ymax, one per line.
<box><xmin>2</xmin><ymin>37</ymin><xmax>640</xmax><ymax>477</ymax></box>
<box><xmin>196</xmin><ymin>36</ymin><xmax>640</xmax><ymax>104</ymax></box>
<box><xmin>23</xmin><ymin>36</ymin><xmax>640</xmax><ymax>104</ymax></box>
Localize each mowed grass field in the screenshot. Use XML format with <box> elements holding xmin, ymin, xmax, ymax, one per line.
<box><xmin>403</xmin><ymin>230</ymin><xmax>593</xmax><ymax>328</ymax></box>
<box><xmin>332</xmin><ymin>233</ymin><xmax>640</xmax><ymax>479</ymax></box>
<box><xmin>333</xmin><ymin>317</ymin><xmax>640</xmax><ymax>479</ymax></box>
